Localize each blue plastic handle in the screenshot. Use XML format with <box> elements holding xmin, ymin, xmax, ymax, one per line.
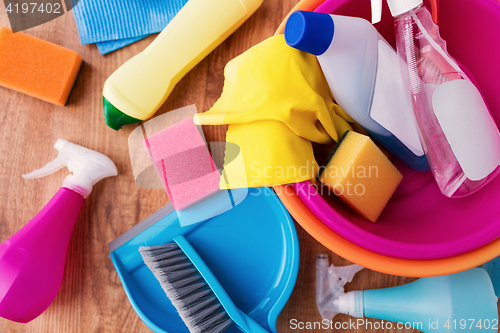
<box><xmin>174</xmin><ymin>235</ymin><xmax>270</xmax><ymax>333</ymax></box>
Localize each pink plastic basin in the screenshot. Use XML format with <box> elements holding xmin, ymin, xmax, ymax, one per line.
<box><xmin>294</xmin><ymin>0</ymin><xmax>500</xmax><ymax>260</ymax></box>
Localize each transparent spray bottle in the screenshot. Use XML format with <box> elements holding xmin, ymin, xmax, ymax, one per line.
<box><xmin>316</xmin><ymin>254</ymin><xmax>364</xmax><ymax>320</ymax></box>
<box><xmin>371</xmin><ymin>0</ymin><xmax>500</xmax><ymax>197</ymax></box>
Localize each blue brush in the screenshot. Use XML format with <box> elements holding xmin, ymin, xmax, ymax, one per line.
<box><xmin>140</xmin><ymin>236</ymin><xmax>268</xmax><ymax>333</ymax></box>
<box><xmin>109</xmin><ymin>187</ymin><xmax>299</xmax><ymax>333</ymax></box>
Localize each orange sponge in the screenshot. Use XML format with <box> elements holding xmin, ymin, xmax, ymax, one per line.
<box><xmin>318</xmin><ymin>131</ymin><xmax>403</xmax><ymax>222</ymax></box>
<box><xmin>0</xmin><ymin>27</ymin><xmax>82</xmax><ymax>106</ymax></box>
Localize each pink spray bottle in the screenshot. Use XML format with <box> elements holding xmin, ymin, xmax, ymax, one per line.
<box><xmin>370</xmin><ymin>0</ymin><xmax>500</xmax><ymax>198</ymax></box>
<box><xmin>0</xmin><ymin>139</ymin><xmax>117</xmax><ymax>323</ymax></box>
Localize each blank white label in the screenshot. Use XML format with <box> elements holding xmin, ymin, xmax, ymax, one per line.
<box><xmin>371</xmin><ymin>40</ymin><xmax>424</xmax><ymax>156</ymax></box>
<box><xmin>432</xmin><ymin>79</ymin><xmax>500</xmax><ymax>181</ymax></box>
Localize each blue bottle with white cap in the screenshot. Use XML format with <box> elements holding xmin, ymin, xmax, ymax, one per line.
<box><xmin>285</xmin><ymin>11</ymin><xmax>428</xmax><ymax>171</ymax></box>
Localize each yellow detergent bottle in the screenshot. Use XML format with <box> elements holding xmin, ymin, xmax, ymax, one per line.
<box><xmin>102</xmin><ymin>0</ymin><xmax>263</xmax><ymax>130</ymax></box>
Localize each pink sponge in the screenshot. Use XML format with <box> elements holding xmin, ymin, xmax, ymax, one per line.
<box><xmin>143</xmin><ymin>118</ymin><xmax>220</xmax><ymax>210</ymax></box>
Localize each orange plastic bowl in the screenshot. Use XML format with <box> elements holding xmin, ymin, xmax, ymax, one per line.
<box><xmin>275</xmin><ymin>184</ymin><xmax>500</xmax><ymax>277</ymax></box>
<box><xmin>274</xmin><ymin>0</ymin><xmax>500</xmax><ymax>277</ymax></box>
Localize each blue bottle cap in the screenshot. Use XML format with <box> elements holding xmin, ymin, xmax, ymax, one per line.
<box><xmin>284</xmin><ymin>11</ymin><xmax>335</xmax><ymax>56</ymax></box>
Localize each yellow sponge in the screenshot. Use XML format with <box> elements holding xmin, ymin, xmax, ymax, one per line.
<box><xmin>318</xmin><ymin>131</ymin><xmax>403</xmax><ymax>222</ymax></box>
<box><xmin>0</xmin><ymin>27</ymin><xmax>82</xmax><ymax>106</ymax></box>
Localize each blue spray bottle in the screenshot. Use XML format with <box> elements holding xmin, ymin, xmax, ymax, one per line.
<box><xmin>325</xmin><ymin>268</ymin><xmax>498</xmax><ymax>332</ymax></box>
<box><xmin>481</xmin><ymin>257</ymin><xmax>500</xmax><ymax>298</ymax></box>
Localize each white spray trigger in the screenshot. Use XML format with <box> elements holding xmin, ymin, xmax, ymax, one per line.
<box><xmin>23</xmin><ymin>139</ymin><xmax>118</xmax><ymax>198</ymax></box>
<box><xmin>22</xmin><ymin>156</ymin><xmax>67</xmax><ymax>179</ymax></box>
<box><xmin>316</xmin><ymin>254</ymin><xmax>365</xmax><ymax>321</ymax></box>
<box><xmin>332</xmin><ymin>264</ymin><xmax>364</xmax><ymax>285</ymax></box>
<box><xmin>371</xmin><ymin>0</ymin><xmax>383</xmax><ymax>24</ymax></box>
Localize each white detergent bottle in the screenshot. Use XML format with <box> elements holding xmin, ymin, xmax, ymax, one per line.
<box><xmin>371</xmin><ymin>0</ymin><xmax>500</xmax><ymax>197</ymax></box>
<box><xmin>284</xmin><ymin>10</ymin><xmax>428</xmax><ymax>171</ymax></box>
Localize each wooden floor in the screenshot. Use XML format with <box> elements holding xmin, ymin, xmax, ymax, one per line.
<box><xmin>0</xmin><ymin>0</ymin><xmax>424</xmax><ymax>332</ymax></box>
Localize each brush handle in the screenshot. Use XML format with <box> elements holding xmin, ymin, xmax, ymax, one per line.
<box><xmin>175</xmin><ymin>236</ymin><xmax>270</xmax><ymax>333</ymax></box>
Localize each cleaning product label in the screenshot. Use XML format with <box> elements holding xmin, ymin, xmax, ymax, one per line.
<box><xmin>371</xmin><ymin>40</ymin><xmax>424</xmax><ymax>156</ymax></box>
<box><xmin>432</xmin><ymin>79</ymin><xmax>500</xmax><ymax>181</ymax></box>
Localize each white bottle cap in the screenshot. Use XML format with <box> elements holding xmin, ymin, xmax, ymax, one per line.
<box><xmin>336</xmin><ymin>291</ymin><xmax>364</xmax><ymax>318</ymax></box>
<box><xmin>371</xmin><ymin>0</ymin><xmax>423</xmax><ymax>23</ymax></box>
<box><xmin>387</xmin><ymin>0</ymin><xmax>423</xmax><ymax>17</ymax></box>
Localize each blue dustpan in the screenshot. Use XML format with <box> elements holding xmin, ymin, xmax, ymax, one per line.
<box><xmin>109</xmin><ymin>187</ymin><xmax>299</xmax><ymax>333</ymax></box>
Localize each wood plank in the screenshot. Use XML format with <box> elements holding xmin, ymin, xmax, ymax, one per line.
<box><xmin>0</xmin><ymin>0</ymin><xmax>429</xmax><ymax>331</ymax></box>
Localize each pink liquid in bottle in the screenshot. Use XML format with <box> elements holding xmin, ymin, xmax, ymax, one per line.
<box><xmin>394</xmin><ymin>4</ymin><xmax>500</xmax><ymax>198</ymax></box>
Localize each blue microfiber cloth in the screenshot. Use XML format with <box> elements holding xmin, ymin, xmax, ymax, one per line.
<box><xmin>96</xmin><ymin>35</ymin><xmax>148</xmax><ymax>55</ymax></box>
<box><xmin>72</xmin><ymin>0</ymin><xmax>188</xmax><ymax>54</ymax></box>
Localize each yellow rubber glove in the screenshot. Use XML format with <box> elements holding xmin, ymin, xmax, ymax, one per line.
<box><xmin>220</xmin><ymin>120</ymin><xmax>319</xmax><ymax>188</ymax></box>
<box><xmin>195</xmin><ymin>35</ymin><xmax>353</xmax><ymax>143</ymax></box>
<box><xmin>196</xmin><ymin>35</ymin><xmax>354</xmax><ymax>188</ymax></box>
